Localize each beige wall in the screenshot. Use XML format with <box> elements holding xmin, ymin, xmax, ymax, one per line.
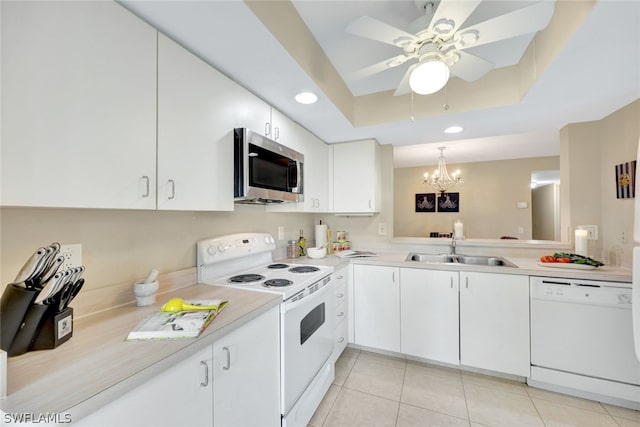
<box><xmin>560</xmin><ymin>98</ymin><xmax>640</xmax><ymax>267</ymax></box>
<box><xmin>393</xmin><ymin>156</ymin><xmax>560</xmax><ymax>239</ymax></box>
<box><xmin>0</xmin><ymin>206</ymin><xmax>316</xmax><ymax>291</ymax></box>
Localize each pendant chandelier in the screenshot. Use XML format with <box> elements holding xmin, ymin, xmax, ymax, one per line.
<box><xmin>423</xmin><ymin>147</ymin><xmax>462</xmax><ymax>194</ymax></box>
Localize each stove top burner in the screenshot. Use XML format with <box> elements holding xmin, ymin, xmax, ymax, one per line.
<box><xmin>228</xmin><ymin>274</ymin><xmax>265</xmax><ymax>283</ymax></box>
<box><xmin>267</xmin><ymin>263</ymin><xmax>289</xmax><ymax>269</ymax></box>
<box><xmin>289</xmin><ymin>266</ymin><xmax>320</xmax><ymax>274</ymax></box>
<box><xmin>263</xmin><ymin>278</ymin><xmax>294</xmax><ymax>288</ymax></box>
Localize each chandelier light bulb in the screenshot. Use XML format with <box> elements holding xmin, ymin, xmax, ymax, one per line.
<box><xmin>409</xmin><ymin>60</ymin><xmax>450</xmax><ymax>95</ymax></box>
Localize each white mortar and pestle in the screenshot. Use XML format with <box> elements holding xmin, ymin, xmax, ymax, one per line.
<box><xmin>133</xmin><ymin>269</ymin><xmax>159</xmax><ymax>307</ymax></box>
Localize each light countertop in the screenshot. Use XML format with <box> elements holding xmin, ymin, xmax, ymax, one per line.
<box><xmin>287</xmin><ymin>251</ymin><xmax>631</xmax><ymax>283</ymax></box>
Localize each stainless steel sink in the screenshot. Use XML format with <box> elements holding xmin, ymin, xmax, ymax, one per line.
<box><xmin>455</xmin><ymin>255</ymin><xmax>518</xmax><ymax>268</ymax></box>
<box><xmin>405</xmin><ymin>253</ymin><xmax>457</xmax><ymax>263</ymax></box>
<box><xmin>405</xmin><ymin>253</ymin><xmax>517</xmax><ymax>268</ymax></box>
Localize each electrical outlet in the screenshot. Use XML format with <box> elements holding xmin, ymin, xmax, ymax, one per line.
<box><xmin>577</xmin><ymin>225</ymin><xmax>598</xmax><ymax>240</ymax></box>
<box><xmin>622</xmin><ymin>231</ymin><xmax>628</xmax><ymax>244</ymax></box>
<box><xmin>378</xmin><ymin>223</ymin><xmax>388</xmax><ymax>236</ymax></box>
<box><xmin>60</xmin><ymin>244</ymin><xmax>82</xmax><ymax>270</ymax></box>
<box><xmin>277</xmin><ymin>226</ymin><xmax>285</xmax><ymax>241</ymax></box>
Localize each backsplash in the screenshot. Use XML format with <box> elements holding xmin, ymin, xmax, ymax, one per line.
<box><xmin>0</xmin><ymin>205</ymin><xmax>316</xmax><ymax>292</ymax></box>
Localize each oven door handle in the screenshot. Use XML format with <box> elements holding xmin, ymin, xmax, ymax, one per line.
<box><xmin>284</xmin><ymin>281</ymin><xmax>332</xmax><ymax>313</ymax></box>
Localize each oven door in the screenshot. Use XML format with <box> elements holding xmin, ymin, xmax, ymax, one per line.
<box><xmin>282</xmin><ymin>281</ymin><xmax>334</xmax><ymax>414</ymax></box>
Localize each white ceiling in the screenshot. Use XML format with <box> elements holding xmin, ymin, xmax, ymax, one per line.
<box><xmin>119</xmin><ymin>0</ymin><xmax>640</xmax><ymax>167</ymax></box>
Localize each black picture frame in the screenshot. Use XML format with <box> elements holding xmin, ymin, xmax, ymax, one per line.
<box><xmin>437</xmin><ymin>192</ymin><xmax>459</xmax><ymax>212</ymax></box>
<box><xmin>415</xmin><ymin>193</ymin><xmax>436</xmax><ymax>212</ymax></box>
<box><xmin>616</xmin><ymin>160</ymin><xmax>636</xmax><ymax>199</ymax></box>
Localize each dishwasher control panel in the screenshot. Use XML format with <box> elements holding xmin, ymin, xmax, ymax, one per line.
<box><xmin>530</xmin><ymin>276</ymin><xmax>631</xmax><ymax>307</ymax></box>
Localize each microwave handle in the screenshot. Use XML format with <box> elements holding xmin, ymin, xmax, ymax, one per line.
<box><xmin>294</xmin><ymin>161</ymin><xmax>303</xmax><ymax>193</ymax></box>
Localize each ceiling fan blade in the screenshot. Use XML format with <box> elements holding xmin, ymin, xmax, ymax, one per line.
<box><xmin>457</xmin><ymin>0</ymin><xmax>555</xmax><ymax>49</ymax></box>
<box><xmin>393</xmin><ymin>63</ymin><xmax>418</xmax><ymax>96</ymax></box>
<box><xmin>428</xmin><ymin>0</ymin><xmax>481</xmax><ymax>35</ymax></box>
<box><xmin>346</xmin><ymin>16</ymin><xmax>418</xmax><ymax>47</ymax></box>
<box><xmin>449</xmin><ymin>51</ymin><xmax>494</xmax><ymax>82</ymax></box>
<box><xmin>351</xmin><ymin>55</ymin><xmax>411</xmax><ymax>80</ymax></box>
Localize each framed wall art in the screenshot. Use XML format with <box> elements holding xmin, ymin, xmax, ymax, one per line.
<box><xmin>415</xmin><ymin>193</ymin><xmax>436</xmax><ymax>212</ymax></box>
<box><xmin>616</xmin><ymin>160</ymin><xmax>636</xmax><ymax>199</ymax></box>
<box><xmin>437</xmin><ymin>192</ymin><xmax>459</xmax><ymax>213</ymax></box>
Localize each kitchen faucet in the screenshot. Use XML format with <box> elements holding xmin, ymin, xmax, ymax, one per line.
<box><xmin>450</xmin><ymin>236</ymin><xmax>456</xmax><ymax>255</ymax></box>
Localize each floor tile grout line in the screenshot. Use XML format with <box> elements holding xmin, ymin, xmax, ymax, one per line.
<box><xmin>527</xmin><ymin>390</ymin><xmax>550</xmax><ymax>427</ymax></box>
<box><xmin>394</xmin><ymin>360</ymin><xmax>408</xmax><ymax>427</ymax></box>
<box><xmin>459</xmin><ymin>368</ymin><xmax>473</xmax><ymax>426</ymax></box>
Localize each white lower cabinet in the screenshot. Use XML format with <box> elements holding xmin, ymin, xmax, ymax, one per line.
<box><xmin>76</xmin><ymin>346</ymin><xmax>213</xmax><ymax>426</ymax></box>
<box><xmin>332</xmin><ymin>266</ymin><xmax>349</xmax><ymax>362</ymax></box>
<box><xmin>400</xmin><ymin>268</ymin><xmax>459</xmax><ymax>365</ymax></box>
<box><xmin>353</xmin><ymin>265</ymin><xmax>400</xmax><ymax>352</ymax></box>
<box><xmin>459</xmin><ymin>272</ymin><xmax>530</xmax><ymax>377</ymax></box>
<box><xmin>75</xmin><ymin>306</ymin><xmax>280</xmax><ymax>427</ymax></box>
<box><xmin>212</xmin><ymin>306</ymin><xmax>280</xmax><ymax>427</ymax></box>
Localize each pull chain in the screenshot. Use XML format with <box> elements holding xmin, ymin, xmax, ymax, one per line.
<box><xmin>410</xmin><ymin>91</ymin><xmax>415</xmax><ymax>122</ymax></box>
<box><xmin>443</xmin><ymin>84</ymin><xmax>450</xmax><ymax>111</ymax></box>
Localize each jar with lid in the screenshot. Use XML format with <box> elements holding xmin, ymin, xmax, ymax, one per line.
<box><xmin>287</xmin><ymin>240</ymin><xmax>299</xmax><ymax>258</ymax></box>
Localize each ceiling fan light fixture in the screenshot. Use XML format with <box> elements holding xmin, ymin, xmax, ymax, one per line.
<box><xmin>409</xmin><ymin>60</ymin><xmax>450</xmax><ymax>95</ymax></box>
<box><xmin>294</xmin><ymin>91</ymin><xmax>318</xmax><ymax>104</ymax></box>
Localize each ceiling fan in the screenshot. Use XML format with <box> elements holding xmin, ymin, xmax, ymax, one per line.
<box><xmin>346</xmin><ymin>0</ymin><xmax>555</xmax><ymax>95</ymax></box>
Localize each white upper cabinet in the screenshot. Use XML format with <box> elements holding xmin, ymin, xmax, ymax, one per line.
<box><xmin>1</xmin><ymin>1</ymin><xmax>157</xmax><ymax>209</ymax></box>
<box><xmin>157</xmin><ymin>34</ymin><xmax>234</xmax><ymax>211</ymax></box>
<box><xmin>301</xmin><ymin>132</ymin><xmax>329</xmax><ymax>212</ymax></box>
<box><xmin>332</xmin><ymin>140</ymin><xmax>381</xmax><ymax>214</ymax></box>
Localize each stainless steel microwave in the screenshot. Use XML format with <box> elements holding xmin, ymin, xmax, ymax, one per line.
<box><xmin>234</xmin><ymin>128</ymin><xmax>304</xmax><ymax>204</ymax></box>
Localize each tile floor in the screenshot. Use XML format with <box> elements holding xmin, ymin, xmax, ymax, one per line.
<box><xmin>309</xmin><ymin>348</ymin><xmax>640</xmax><ymax>427</ymax></box>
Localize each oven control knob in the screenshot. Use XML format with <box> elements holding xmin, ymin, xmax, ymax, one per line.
<box><xmin>218</xmin><ymin>244</ymin><xmax>226</xmax><ymax>253</ymax></box>
<box><xmin>207</xmin><ymin>245</ymin><xmax>217</xmax><ymax>256</ymax></box>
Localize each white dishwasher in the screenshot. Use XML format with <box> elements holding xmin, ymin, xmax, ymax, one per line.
<box><xmin>529</xmin><ymin>276</ymin><xmax>640</xmax><ymax>408</ymax></box>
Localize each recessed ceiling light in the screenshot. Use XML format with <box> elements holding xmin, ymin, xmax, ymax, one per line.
<box><xmin>295</xmin><ymin>92</ymin><xmax>318</xmax><ymax>104</ymax></box>
<box><xmin>444</xmin><ymin>126</ymin><xmax>463</xmax><ymax>134</ymax></box>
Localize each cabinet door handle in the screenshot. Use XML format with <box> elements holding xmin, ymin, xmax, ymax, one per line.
<box><xmin>168</xmin><ymin>179</ymin><xmax>176</xmax><ymax>200</ymax></box>
<box><xmin>337</xmin><ymin>337</ymin><xmax>345</xmax><ymax>343</ymax></box>
<box><xmin>392</xmin><ymin>271</ymin><xmax>395</xmax><ymax>283</ymax></box>
<box><xmin>200</xmin><ymin>361</ymin><xmax>209</xmax><ymax>387</ymax></box>
<box><xmin>223</xmin><ymin>346</ymin><xmax>231</xmax><ymax>371</ymax></box>
<box><xmin>265</xmin><ymin>122</ymin><xmax>271</xmax><ymax>136</ymax></box>
<box><xmin>274</xmin><ymin>127</ymin><xmax>279</xmax><ymax>140</ymax></box>
<box><xmin>337</xmin><ymin>275</ymin><xmax>344</xmax><ymax>280</ymax></box>
<box><xmin>336</xmin><ymin>293</ymin><xmax>344</xmax><ymax>299</ymax></box>
<box><xmin>337</xmin><ymin>311</ymin><xmax>345</xmax><ymax>318</ymax></box>
<box><xmin>142</xmin><ymin>176</ymin><xmax>150</xmax><ymax>198</ymax></box>
<box><xmin>465</xmin><ymin>277</ymin><xmax>469</xmax><ymax>289</ymax></box>
<box><xmin>450</xmin><ymin>277</ymin><xmax>453</xmax><ymax>289</ymax></box>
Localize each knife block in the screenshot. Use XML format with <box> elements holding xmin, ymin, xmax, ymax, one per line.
<box><xmin>0</xmin><ymin>284</ymin><xmax>74</xmax><ymax>356</ymax></box>
<box><xmin>30</xmin><ymin>307</ymin><xmax>73</xmax><ymax>351</ymax></box>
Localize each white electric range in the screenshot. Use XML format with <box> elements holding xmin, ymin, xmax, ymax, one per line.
<box><xmin>196</xmin><ymin>233</ymin><xmax>335</xmax><ymax>427</ymax></box>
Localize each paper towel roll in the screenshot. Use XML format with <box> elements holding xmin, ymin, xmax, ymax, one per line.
<box><xmin>315</xmin><ymin>224</ymin><xmax>328</xmax><ymax>247</ymax></box>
